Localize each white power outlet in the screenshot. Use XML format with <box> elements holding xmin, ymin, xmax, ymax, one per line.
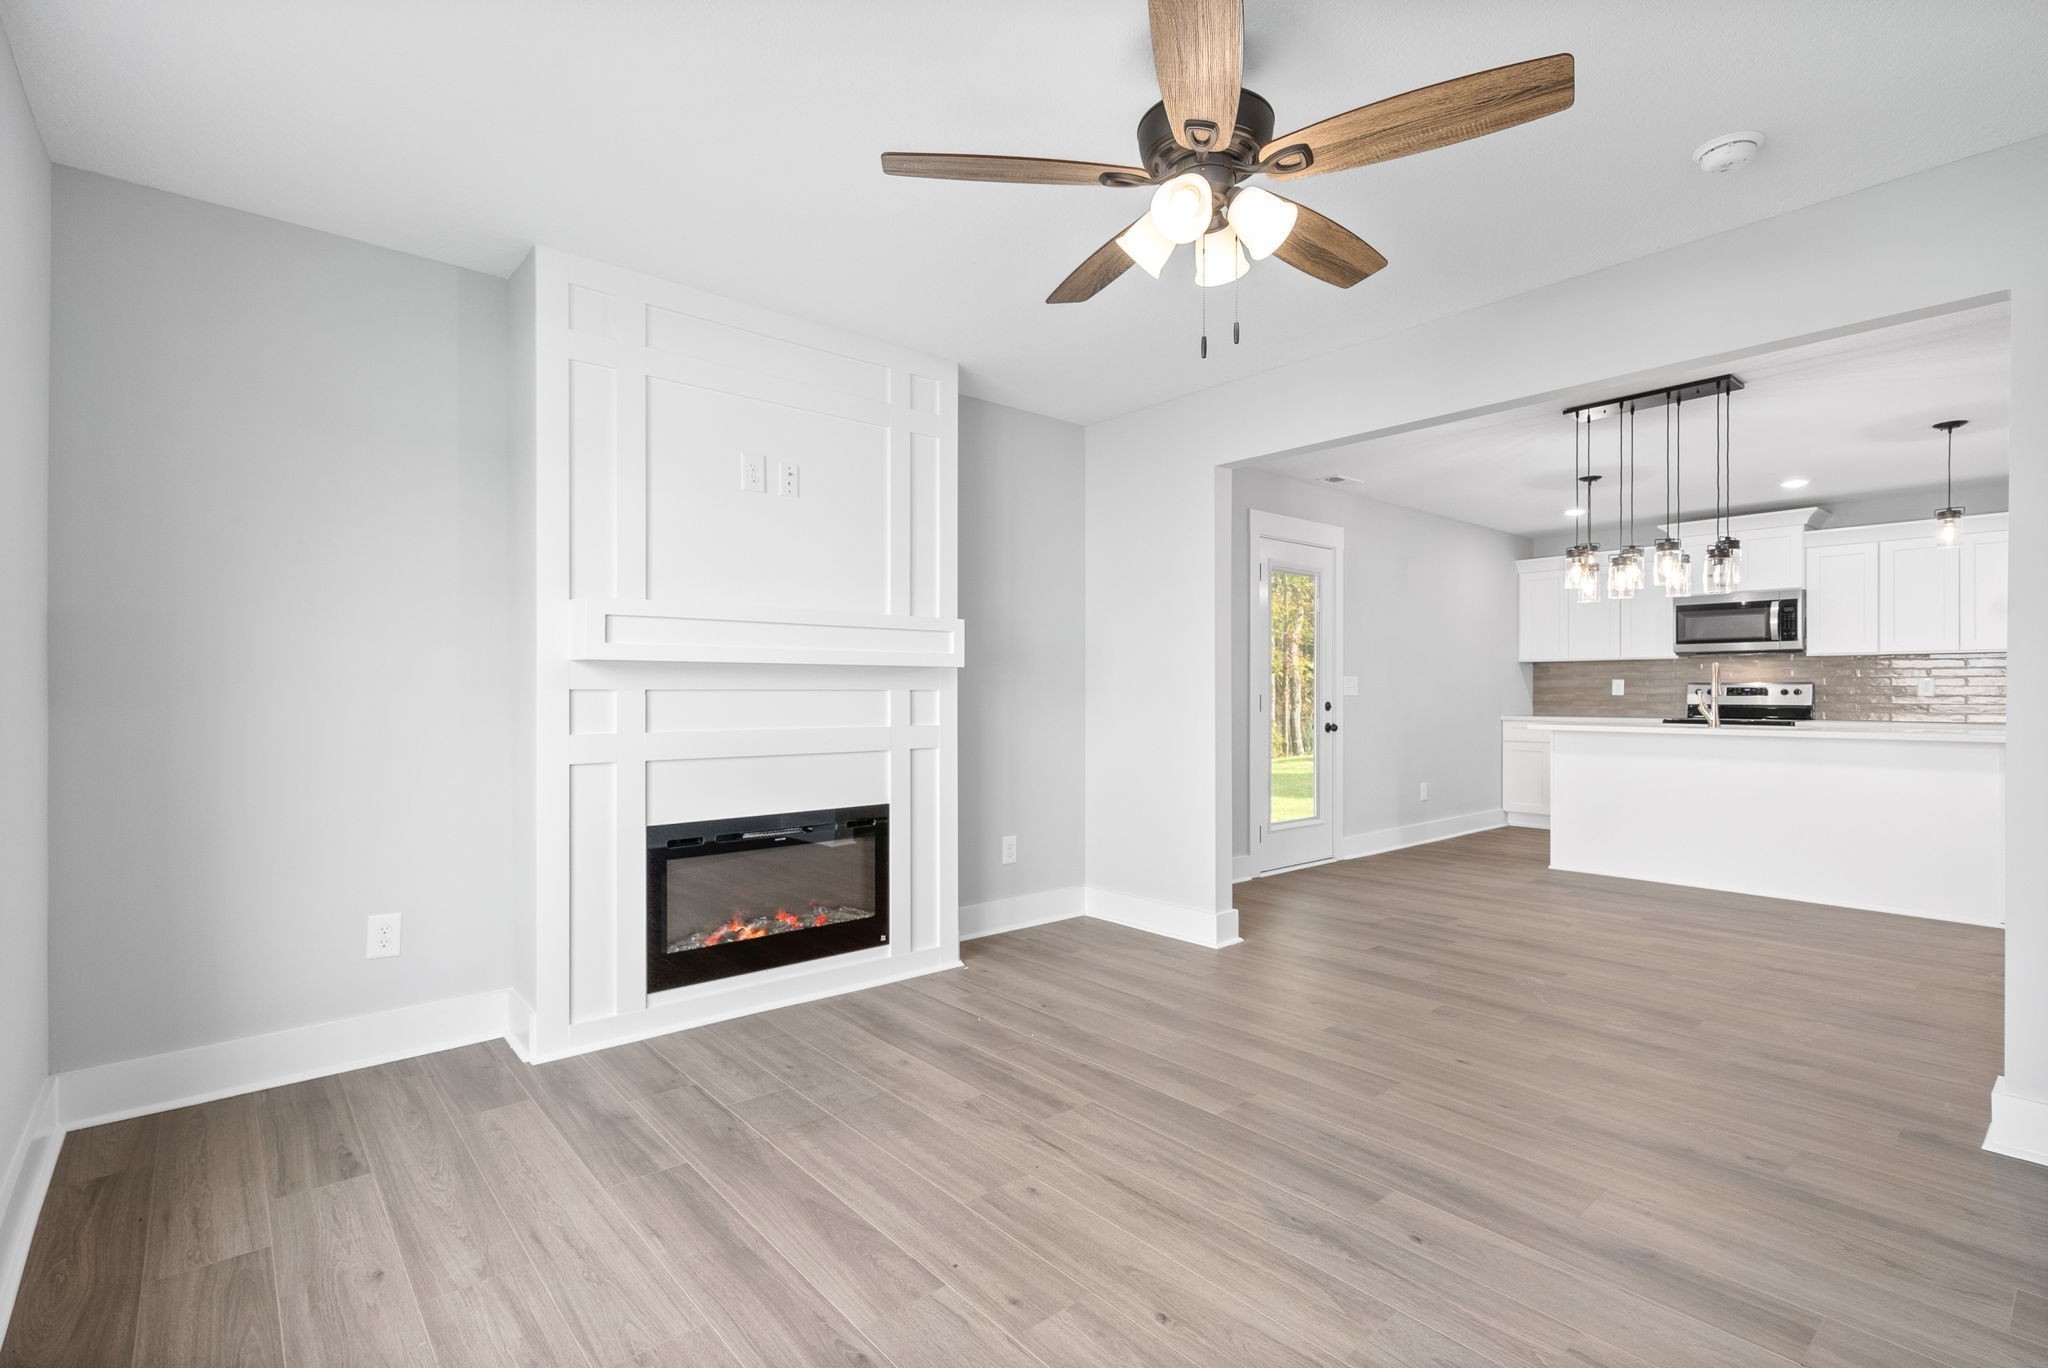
<box><xmin>1611</xmin><ymin>678</ymin><xmax>1626</xmax><ymax>696</ymax></box>
<box><xmin>778</xmin><ymin>461</ymin><xmax>801</xmax><ymax>497</ymax></box>
<box><xmin>1001</xmin><ymin>835</ymin><xmax>1017</xmax><ymax>865</ymax></box>
<box><xmin>367</xmin><ymin>913</ymin><xmax>401</xmax><ymax>959</ymax></box>
<box><xmin>1917</xmin><ymin>678</ymin><xmax>1937</xmax><ymax>699</ymax></box>
<box><xmin>740</xmin><ymin>453</ymin><xmax>765</xmax><ymax>493</ymax></box>
<box><xmin>1419</xmin><ymin>782</ymin><xmax>1429</xmax><ymax>802</ymax></box>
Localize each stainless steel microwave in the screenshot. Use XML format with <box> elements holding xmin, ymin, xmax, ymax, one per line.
<box><xmin>1673</xmin><ymin>591</ymin><xmax>1804</xmax><ymax>654</ymax></box>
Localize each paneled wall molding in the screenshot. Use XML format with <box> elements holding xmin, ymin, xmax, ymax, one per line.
<box><xmin>515</xmin><ymin>249</ymin><xmax>963</xmax><ymax>1061</ymax></box>
<box><xmin>571</xmin><ymin>598</ymin><xmax>965</xmax><ymax>667</ymax></box>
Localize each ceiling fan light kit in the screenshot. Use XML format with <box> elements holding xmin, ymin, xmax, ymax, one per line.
<box><xmin>879</xmin><ymin>0</ymin><xmax>1575</xmax><ymax>332</ymax></box>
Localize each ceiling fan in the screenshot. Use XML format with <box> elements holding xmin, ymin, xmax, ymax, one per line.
<box><xmin>881</xmin><ymin>0</ymin><xmax>1573</xmax><ymax>304</ymax></box>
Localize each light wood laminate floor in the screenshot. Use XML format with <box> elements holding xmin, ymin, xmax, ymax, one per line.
<box><xmin>8</xmin><ymin>827</ymin><xmax>2045</xmax><ymax>1367</ymax></box>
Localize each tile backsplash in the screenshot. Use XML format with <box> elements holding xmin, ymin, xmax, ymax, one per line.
<box><xmin>1531</xmin><ymin>654</ymin><xmax>2005</xmax><ymax>724</ymax></box>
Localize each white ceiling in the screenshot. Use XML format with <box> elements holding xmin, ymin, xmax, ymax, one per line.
<box><xmin>4</xmin><ymin>2</ymin><xmax>2046</xmax><ymax>424</ymax></box>
<box><xmin>1250</xmin><ymin>303</ymin><xmax>2012</xmax><ymax>542</ymax></box>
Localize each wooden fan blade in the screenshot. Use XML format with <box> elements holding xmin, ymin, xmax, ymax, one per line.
<box><xmin>881</xmin><ymin>153</ymin><xmax>1151</xmax><ymax>186</ymax></box>
<box><xmin>1047</xmin><ymin>220</ymin><xmax>1144</xmax><ymax>304</ymax></box>
<box><xmin>1271</xmin><ymin>200</ymin><xmax>1387</xmax><ymax>288</ymax></box>
<box><xmin>1148</xmin><ymin>0</ymin><xmax>1243</xmax><ymax>150</ymax></box>
<box><xmin>1260</xmin><ymin>53</ymin><xmax>1574</xmax><ymax>179</ymax></box>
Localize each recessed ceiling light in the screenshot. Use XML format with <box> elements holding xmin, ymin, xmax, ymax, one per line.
<box><xmin>1694</xmin><ymin>131</ymin><xmax>1765</xmax><ymax>174</ymax></box>
<box><xmin>1564</xmin><ymin>506</ymin><xmax>1584</xmax><ymax>518</ymax></box>
<box><xmin>1780</xmin><ymin>477</ymin><xmax>1810</xmax><ymax>489</ymax></box>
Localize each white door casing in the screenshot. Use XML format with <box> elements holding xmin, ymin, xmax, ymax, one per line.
<box><xmin>1249</xmin><ymin>511</ymin><xmax>1343</xmax><ymax>875</ymax></box>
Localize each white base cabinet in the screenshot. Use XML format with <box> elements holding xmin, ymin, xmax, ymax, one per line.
<box><xmin>1502</xmin><ymin>722</ymin><xmax>1551</xmax><ymax>823</ymax></box>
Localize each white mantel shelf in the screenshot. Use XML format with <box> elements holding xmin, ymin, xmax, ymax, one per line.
<box><xmin>571</xmin><ymin>599</ymin><xmax>966</xmax><ymax>668</ymax></box>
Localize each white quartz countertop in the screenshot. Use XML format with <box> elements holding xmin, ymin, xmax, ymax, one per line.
<box><xmin>1511</xmin><ymin>716</ymin><xmax>2006</xmax><ymax>744</ymax></box>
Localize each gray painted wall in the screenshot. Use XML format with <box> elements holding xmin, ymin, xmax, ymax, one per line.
<box><xmin>49</xmin><ymin>171</ymin><xmax>513</xmax><ymax>1070</ymax></box>
<box><xmin>957</xmin><ymin>397</ymin><xmax>1085</xmax><ymax>908</ymax></box>
<box><xmin>1229</xmin><ymin>469</ymin><xmax>1532</xmax><ymax>861</ymax></box>
<box><xmin>0</xmin><ymin>23</ymin><xmax>50</xmax><ymax>1177</ymax></box>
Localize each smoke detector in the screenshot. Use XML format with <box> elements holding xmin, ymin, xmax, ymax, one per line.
<box><xmin>1694</xmin><ymin>131</ymin><xmax>1764</xmax><ymax>174</ymax></box>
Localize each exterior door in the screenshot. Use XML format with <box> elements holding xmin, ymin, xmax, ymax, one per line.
<box><xmin>1250</xmin><ymin>513</ymin><xmax>1342</xmax><ymax>874</ymax></box>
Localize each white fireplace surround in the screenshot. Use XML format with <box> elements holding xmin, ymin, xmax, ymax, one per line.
<box><xmin>510</xmin><ymin>249</ymin><xmax>965</xmax><ymax>1062</ymax></box>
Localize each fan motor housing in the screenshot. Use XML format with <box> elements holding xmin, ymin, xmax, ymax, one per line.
<box><xmin>1137</xmin><ymin>88</ymin><xmax>1276</xmax><ymax>188</ymax></box>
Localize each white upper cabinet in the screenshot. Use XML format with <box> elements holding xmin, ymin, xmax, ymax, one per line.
<box><xmin>1961</xmin><ymin>527</ymin><xmax>2009</xmax><ymax>651</ymax></box>
<box><xmin>1732</xmin><ymin>524</ymin><xmax>1806</xmax><ymax>591</ymax></box>
<box><xmin>1803</xmin><ymin>540</ymin><xmax>1880</xmax><ymax>656</ymax></box>
<box><xmin>1566</xmin><ymin>589</ymin><xmax>1622</xmax><ymax>661</ymax></box>
<box><xmin>1880</xmin><ymin>535</ymin><xmax>1962</xmax><ymax>653</ymax></box>
<box><xmin>1517</xmin><ymin>563</ymin><xmax>1568</xmax><ymax>662</ymax></box>
<box><xmin>1619</xmin><ymin>592</ymin><xmax>1676</xmax><ymax>659</ymax></box>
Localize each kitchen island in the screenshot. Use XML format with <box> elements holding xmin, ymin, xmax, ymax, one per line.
<box><xmin>1533</xmin><ymin>720</ymin><xmax>2005</xmax><ymax>925</ymax></box>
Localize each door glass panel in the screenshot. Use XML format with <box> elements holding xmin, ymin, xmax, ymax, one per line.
<box><xmin>1269</xmin><ymin>567</ymin><xmax>1318</xmax><ymax>824</ymax></box>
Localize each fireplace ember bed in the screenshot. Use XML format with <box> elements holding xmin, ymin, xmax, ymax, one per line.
<box><xmin>646</xmin><ymin>805</ymin><xmax>889</xmax><ymax>991</ymax></box>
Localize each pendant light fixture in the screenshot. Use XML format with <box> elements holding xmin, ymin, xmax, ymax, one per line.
<box><xmin>1575</xmin><ymin>474</ymin><xmax>1603</xmax><ymax>603</ymax></box>
<box><xmin>1652</xmin><ymin>391</ymin><xmax>1692</xmax><ymax>596</ymax></box>
<box><xmin>1564</xmin><ymin>375</ymin><xmax>1739</xmax><ymax>597</ymax></box>
<box><xmin>1703</xmin><ymin>385</ymin><xmax>1741</xmax><ymax>594</ymax></box>
<box><xmin>1562</xmin><ymin>414</ymin><xmax>1602</xmax><ymax>600</ymax></box>
<box><xmin>1932</xmin><ymin>419</ymin><xmax>1968</xmax><ymax>547</ymax></box>
<box><xmin>1607</xmin><ymin>403</ymin><xmax>1644</xmax><ymax>599</ymax></box>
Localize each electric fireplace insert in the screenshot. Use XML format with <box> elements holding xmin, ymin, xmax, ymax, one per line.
<box><xmin>646</xmin><ymin>805</ymin><xmax>888</xmax><ymax>991</ymax></box>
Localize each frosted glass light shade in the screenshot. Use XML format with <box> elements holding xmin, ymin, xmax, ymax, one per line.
<box><xmin>1226</xmin><ymin>187</ymin><xmax>1298</xmax><ymax>260</ymax></box>
<box><xmin>1194</xmin><ymin>225</ymin><xmax>1249</xmax><ymax>286</ymax></box>
<box><xmin>1936</xmin><ymin>506</ymin><xmax>1965</xmax><ymax>546</ymax></box>
<box><xmin>1115</xmin><ymin>216</ymin><xmax>1176</xmax><ymax>278</ymax></box>
<box><xmin>1149</xmin><ymin>173</ymin><xmax>1214</xmax><ymax>244</ymax></box>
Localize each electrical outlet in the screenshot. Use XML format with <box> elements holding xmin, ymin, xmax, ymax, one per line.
<box><xmin>366</xmin><ymin>913</ymin><xmax>401</xmax><ymax>959</ymax></box>
<box><xmin>778</xmin><ymin>461</ymin><xmax>801</xmax><ymax>497</ymax></box>
<box><xmin>1612</xmin><ymin>678</ymin><xmax>1626</xmax><ymax>696</ymax></box>
<box><xmin>740</xmin><ymin>453</ymin><xmax>765</xmax><ymax>493</ymax></box>
<box><xmin>1419</xmin><ymin>782</ymin><xmax>1429</xmax><ymax>802</ymax></box>
<box><xmin>1917</xmin><ymin>678</ymin><xmax>1937</xmax><ymax>699</ymax></box>
<box><xmin>1343</xmin><ymin>676</ymin><xmax>1359</xmax><ymax>696</ymax></box>
<box><xmin>1001</xmin><ymin>835</ymin><xmax>1017</xmax><ymax>865</ymax></box>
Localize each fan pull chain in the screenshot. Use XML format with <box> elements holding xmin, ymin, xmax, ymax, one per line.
<box><xmin>1233</xmin><ymin>251</ymin><xmax>1241</xmax><ymax>346</ymax></box>
<box><xmin>1198</xmin><ymin>234</ymin><xmax>1208</xmax><ymax>359</ymax></box>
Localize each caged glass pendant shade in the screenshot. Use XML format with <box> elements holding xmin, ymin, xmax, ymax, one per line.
<box><xmin>1936</xmin><ymin>506</ymin><xmax>1965</xmax><ymax>546</ymax></box>
<box><xmin>1573</xmin><ymin>546</ymin><xmax>1603</xmax><ymax>603</ymax></box>
<box><xmin>1703</xmin><ymin>542</ymin><xmax>1735</xmax><ymax>594</ymax></box>
<box><xmin>1651</xmin><ymin>537</ymin><xmax>1683</xmax><ymax>589</ymax></box>
<box><xmin>1665</xmin><ymin>550</ymin><xmax>1694</xmax><ymax>598</ymax></box>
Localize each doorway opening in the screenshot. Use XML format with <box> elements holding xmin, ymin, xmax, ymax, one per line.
<box><xmin>1247</xmin><ymin>510</ymin><xmax>1344</xmax><ymax>875</ymax></box>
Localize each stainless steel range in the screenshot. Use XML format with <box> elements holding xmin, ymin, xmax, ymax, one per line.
<box><xmin>1663</xmin><ymin>680</ymin><xmax>1815</xmax><ymax>726</ymax></box>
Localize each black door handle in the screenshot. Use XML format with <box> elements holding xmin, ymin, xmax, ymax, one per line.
<box><xmin>1323</xmin><ymin>722</ymin><xmax>1339</xmax><ymax>733</ymax></box>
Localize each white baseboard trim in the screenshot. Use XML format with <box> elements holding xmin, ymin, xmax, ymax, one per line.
<box><xmin>1505</xmin><ymin>811</ymin><xmax>1551</xmax><ymax>829</ymax></box>
<box><xmin>0</xmin><ymin>1076</ymin><xmax>59</xmax><ymax>1345</ymax></box>
<box><xmin>960</xmin><ymin>886</ymin><xmax>1083</xmax><ymax>941</ymax></box>
<box><xmin>55</xmin><ymin>990</ymin><xmax>515</xmax><ymax>1132</ymax></box>
<box><xmin>1338</xmin><ymin>810</ymin><xmax>1507</xmax><ymax>861</ymax></box>
<box><xmin>1085</xmin><ymin>887</ymin><xmax>1241</xmax><ymax>949</ymax></box>
<box><xmin>1984</xmin><ymin>1076</ymin><xmax>2048</xmax><ymax>1168</ymax></box>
